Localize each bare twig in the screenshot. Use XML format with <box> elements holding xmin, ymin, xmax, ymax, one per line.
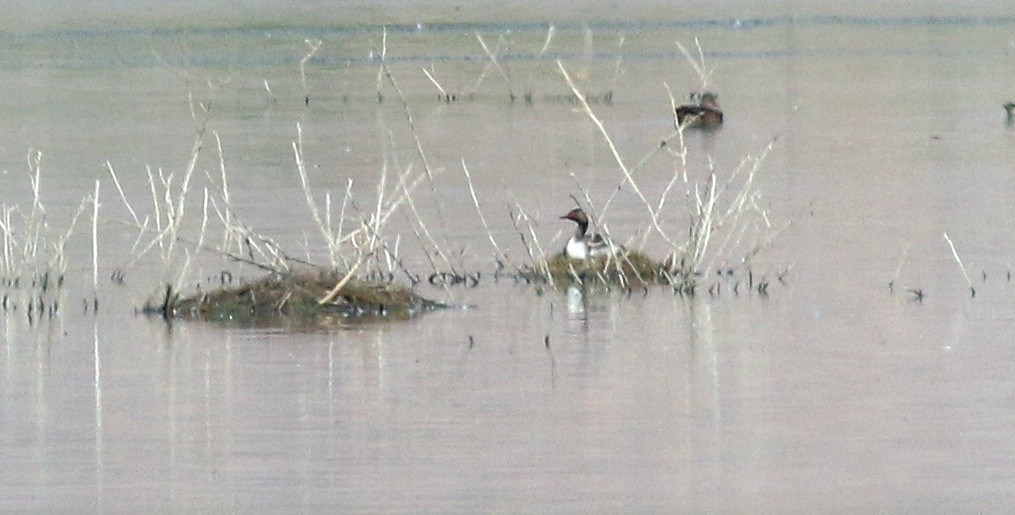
<box><xmin>91</xmin><ymin>180</ymin><xmax>100</xmax><ymax>291</ymax></box>
<box><xmin>557</xmin><ymin>60</ymin><xmax>676</xmax><ymax>249</ymax></box>
<box><xmin>422</xmin><ymin>67</ymin><xmax>449</xmax><ymax>98</ymax></box>
<box><xmin>676</xmin><ymin>37</ymin><xmax>713</xmax><ymax>91</ymax></box>
<box><xmin>538</xmin><ymin>25</ymin><xmax>556</xmax><ymax>55</ymax></box>
<box><xmin>461</xmin><ymin>159</ymin><xmax>511</xmax><ymax>268</ymax></box>
<box><xmin>943</xmin><ymin>232</ymin><xmax>975</xmax><ymax>296</ymax></box>
<box><xmin>476</xmin><ymin>32</ymin><xmax>513</xmax><ymax>99</ymax></box>
<box><xmin>293</xmin><ymin>122</ymin><xmax>338</xmax><ymax>267</ymax></box>
<box><xmin>106</xmin><ymin>161</ymin><xmax>139</xmax><ymax>227</ymax></box>
<box><xmin>300</xmin><ymin>39</ymin><xmax>323</xmax><ymax>102</ymax></box>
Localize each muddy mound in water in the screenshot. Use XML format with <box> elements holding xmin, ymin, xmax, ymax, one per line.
<box><xmin>157</xmin><ymin>271</ymin><xmax>445</xmax><ymax>323</ymax></box>
<box><xmin>519</xmin><ymin>250</ymin><xmax>692</xmax><ymax>289</ymax></box>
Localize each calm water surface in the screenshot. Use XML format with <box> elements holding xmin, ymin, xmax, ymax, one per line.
<box><xmin>2</xmin><ymin>3</ymin><xmax>1015</xmax><ymax>511</ymax></box>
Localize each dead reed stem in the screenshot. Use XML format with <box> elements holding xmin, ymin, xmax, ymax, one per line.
<box><xmin>377</xmin><ymin>44</ymin><xmax>457</xmax><ymax>270</ymax></box>
<box><xmin>511</xmin><ymin>204</ymin><xmax>554</xmax><ymax>287</ymax></box>
<box><xmin>701</xmin><ymin>139</ymin><xmax>779</xmax><ymax>273</ymax></box>
<box><xmin>662</xmin><ymin>82</ymin><xmax>691</xmax><ymax>183</ymax></box>
<box><xmin>476</xmin><ymin>32</ymin><xmax>513</xmax><ymax>98</ymax></box>
<box><xmin>471</xmin><ymin>33</ymin><xmax>504</xmax><ymax>92</ymax></box>
<box><xmin>91</xmin><ymin>180</ymin><xmax>100</xmax><ymax>291</ymax></box>
<box><xmin>50</xmin><ymin>196</ymin><xmax>89</xmax><ymax>274</ymax></box>
<box><xmin>174</xmin><ymin>187</ymin><xmax>211</xmax><ymax>291</ymax></box>
<box><xmin>0</xmin><ymin>150</ymin><xmax>87</xmax><ymax>280</ymax></box>
<box><xmin>106</xmin><ymin>161</ymin><xmax>139</xmax><ymax>227</ymax></box>
<box><xmin>211</xmin><ymin>130</ymin><xmax>238</xmax><ymax>255</ymax></box>
<box><xmin>690</xmin><ymin>173</ymin><xmax>718</xmax><ymax>269</ymax></box>
<box><xmin>943</xmin><ymin>231</ymin><xmax>974</xmax><ymax>295</ymax></box>
<box><xmin>28</xmin><ymin>150</ymin><xmax>43</xmax><ymax>216</ymax></box>
<box><xmin>421</xmin><ymin>67</ymin><xmax>449</xmax><ymax>98</ymax></box>
<box><xmin>293</xmin><ymin>122</ymin><xmax>338</xmax><ymax>267</ymax></box>
<box><xmin>366</xmin><ymin>161</ymin><xmax>389</xmax><ymax>274</ymax></box>
<box><xmin>556</xmin><ymin>60</ymin><xmax>676</xmax><ymax>250</ymax></box>
<box><xmin>890</xmin><ymin>243</ymin><xmax>910</xmax><ymax>289</ymax></box>
<box><xmin>676</xmin><ymin>37</ymin><xmax>713</xmax><ymax>92</ymax></box>
<box><xmin>461</xmin><ymin>159</ymin><xmax>511</xmax><ymax>268</ymax></box>
<box><xmin>599</xmin><ymin>126</ymin><xmax>682</xmax><ymax>224</ymax></box>
<box><xmin>397</xmin><ymin>167</ymin><xmax>456</xmax><ymax>274</ymax></box>
<box><xmin>145</xmin><ymin>166</ymin><xmax>162</xmax><ymax>237</ymax></box>
<box><xmin>0</xmin><ymin>207</ymin><xmax>12</xmax><ymax>276</ymax></box>
<box><xmin>26</xmin><ymin>150</ymin><xmax>45</xmax><ymax>268</ymax></box>
<box><xmin>611</xmin><ymin>34</ymin><xmax>625</xmax><ymax>92</ymax></box>
<box><xmin>300</xmin><ymin>39</ymin><xmax>323</xmax><ymax>100</ymax></box>
<box><xmin>318</xmin><ymin>251</ymin><xmax>365</xmax><ymax>305</ymax></box>
<box><xmin>539</xmin><ymin>25</ymin><xmax>556</xmax><ymax>55</ymax></box>
<box><xmin>165</xmin><ymin>134</ymin><xmax>203</xmax><ymax>262</ymax></box>
<box><xmin>336</xmin><ymin>178</ymin><xmax>353</xmax><ymax>265</ymax></box>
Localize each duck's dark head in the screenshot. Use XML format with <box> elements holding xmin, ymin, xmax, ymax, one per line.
<box><xmin>1005</xmin><ymin>102</ymin><xmax>1015</xmax><ymax>116</ymax></box>
<box><xmin>698</xmin><ymin>92</ymin><xmax>720</xmax><ymax>109</ymax></box>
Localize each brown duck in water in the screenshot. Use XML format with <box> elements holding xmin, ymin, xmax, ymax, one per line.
<box><xmin>676</xmin><ymin>92</ymin><xmax>723</xmax><ymax>130</ymax></box>
<box><xmin>1005</xmin><ymin>102</ymin><xmax>1015</xmax><ymax>126</ymax></box>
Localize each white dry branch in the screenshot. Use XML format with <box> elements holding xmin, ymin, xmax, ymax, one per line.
<box><xmin>943</xmin><ymin>231</ymin><xmax>975</xmax><ymax>295</ymax></box>
<box><xmin>91</xmin><ymin>180</ymin><xmax>100</xmax><ymax>291</ymax></box>
<box><xmin>293</xmin><ymin>122</ymin><xmax>338</xmax><ymax>267</ymax></box>
<box><xmin>476</xmin><ymin>32</ymin><xmax>513</xmax><ymax>98</ymax></box>
<box><xmin>376</xmin><ymin>41</ymin><xmax>458</xmax><ymax>272</ymax></box>
<box><xmin>676</xmin><ymin>37</ymin><xmax>714</xmax><ymax>92</ymax></box>
<box><xmin>0</xmin><ymin>151</ymin><xmax>89</xmax><ymax>282</ymax></box>
<box><xmin>421</xmin><ymin>67</ymin><xmax>449</xmax><ymax>98</ymax></box>
<box><xmin>300</xmin><ymin>39</ymin><xmax>323</xmax><ymax>98</ymax></box>
<box><xmin>461</xmin><ymin>159</ymin><xmax>511</xmax><ymax>268</ymax></box>
<box><xmin>106</xmin><ymin>161</ymin><xmax>139</xmax><ymax>227</ymax></box>
<box><xmin>539</xmin><ymin>25</ymin><xmax>556</xmax><ymax>55</ymax></box>
<box><xmin>557</xmin><ymin>60</ymin><xmax>677</xmax><ymax>251</ymax></box>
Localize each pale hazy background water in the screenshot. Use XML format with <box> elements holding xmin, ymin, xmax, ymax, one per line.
<box><xmin>2</xmin><ymin>1</ymin><xmax>1015</xmax><ymax>511</ymax></box>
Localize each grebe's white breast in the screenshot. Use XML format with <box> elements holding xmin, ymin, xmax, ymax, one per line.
<box><xmin>565</xmin><ymin>236</ymin><xmax>590</xmax><ymax>260</ymax></box>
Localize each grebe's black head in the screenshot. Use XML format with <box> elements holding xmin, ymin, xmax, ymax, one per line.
<box><xmin>560</xmin><ymin>207</ymin><xmax>590</xmax><ymax>226</ymax></box>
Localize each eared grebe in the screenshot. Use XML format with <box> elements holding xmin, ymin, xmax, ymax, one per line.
<box><xmin>560</xmin><ymin>207</ymin><xmax>619</xmax><ymax>260</ymax></box>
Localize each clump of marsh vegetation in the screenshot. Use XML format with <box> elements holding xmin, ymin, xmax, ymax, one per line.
<box><xmin>108</xmin><ymin>32</ymin><xmax>532</xmax><ymax>326</ymax></box>
<box><xmin>115</xmin><ymin>114</ymin><xmax>453</xmax><ymax>324</ymax></box>
<box><xmin>101</xmin><ymin>49</ymin><xmax>466</xmax><ymax>325</ymax></box>
<box><xmin>534</xmin><ymin>251</ymin><xmax>667</xmax><ymax>289</ymax></box>
<box><xmin>167</xmin><ymin>271</ymin><xmax>445</xmax><ymax>322</ymax></box>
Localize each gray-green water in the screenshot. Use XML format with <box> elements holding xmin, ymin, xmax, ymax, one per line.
<box><xmin>3</xmin><ymin>2</ymin><xmax>1015</xmax><ymax>511</ymax></box>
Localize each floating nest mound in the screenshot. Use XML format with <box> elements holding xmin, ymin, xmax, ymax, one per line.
<box><xmin>518</xmin><ymin>249</ymin><xmax>694</xmax><ymax>289</ymax></box>
<box><xmin>155</xmin><ymin>271</ymin><xmax>446</xmax><ymax>323</ymax></box>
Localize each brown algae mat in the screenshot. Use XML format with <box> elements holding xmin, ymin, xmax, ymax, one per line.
<box><xmin>155</xmin><ymin>271</ymin><xmax>446</xmax><ymax>323</ymax></box>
